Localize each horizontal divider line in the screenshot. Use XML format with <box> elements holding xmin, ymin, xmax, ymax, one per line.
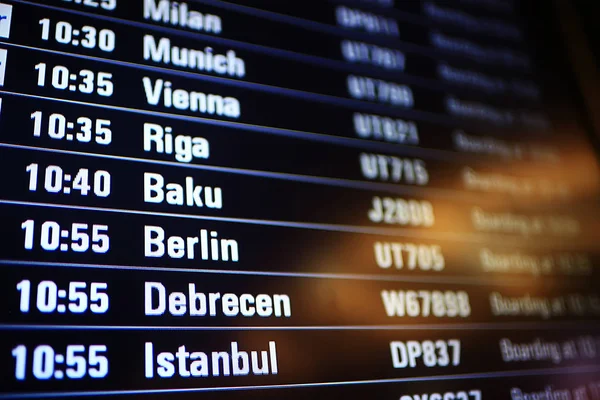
<box><xmin>1</xmin><ymin>321</ymin><xmax>599</xmax><ymax>331</ymax></box>
<box><xmin>2</xmin><ymin>366</ymin><xmax>599</xmax><ymax>399</ymax></box>
<box><xmin>2</xmin><ymin>38</ymin><xmax>545</xmax><ymax>138</ymax></box>
<box><xmin>192</xmin><ymin>0</ymin><xmax>530</xmax><ymax>65</ymax></box>
<box><xmin>0</xmin><ymin>259</ymin><xmax>592</xmax><ymax>288</ymax></box>
<box><xmin>13</xmin><ymin>0</ymin><xmax>529</xmax><ymax>79</ymax></box>
<box><xmin>0</xmin><ymin>199</ymin><xmax>586</xmax><ymax>248</ymax></box>
<box><xmin>15</xmin><ymin>0</ymin><xmax>386</xmax><ymax>78</ymax></box>
<box><xmin>1</xmin><ymin>41</ymin><xmax>459</xmax><ymax>123</ymax></box>
<box><xmin>324</xmin><ymin>0</ymin><xmax>527</xmax><ymax>36</ymax></box>
<box><xmin>0</xmin><ymin>142</ymin><xmax>501</xmax><ymax>204</ymax></box>
<box><xmin>0</xmin><ymin>89</ymin><xmax>558</xmax><ymax>172</ymax></box>
<box><xmin>198</xmin><ymin>0</ymin><xmax>436</xmax><ymax>36</ymax></box>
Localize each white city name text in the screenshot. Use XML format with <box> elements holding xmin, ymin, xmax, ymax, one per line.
<box><xmin>143</xmin><ymin>77</ymin><xmax>241</xmax><ymax>118</ymax></box>
<box><xmin>144</xmin><ymin>0</ymin><xmax>222</xmax><ymax>34</ymax></box>
<box><xmin>144</xmin><ymin>35</ymin><xmax>245</xmax><ymax>78</ymax></box>
<box><xmin>145</xmin><ymin>226</ymin><xmax>239</xmax><ymax>262</ymax></box>
<box><xmin>144</xmin><ymin>341</ymin><xmax>278</xmax><ymax>378</ymax></box>
<box><xmin>145</xmin><ymin>282</ymin><xmax>291</xmax><ymax>318</ymax></box>
<box><xmin>144</xmin><ymin>123</ymin><xmax>210</xmax><ymax>163</ymax></box>
<box><xmin>144</xmin><ymin>172</ymin><xmax>222</xmax><ymax>209</ymax></box>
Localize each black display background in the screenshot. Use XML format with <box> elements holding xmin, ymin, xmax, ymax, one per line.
<box><xmin>0</xmin><ymin>0</ymin><xmax>599</xmax><ymax>398</ymax></box>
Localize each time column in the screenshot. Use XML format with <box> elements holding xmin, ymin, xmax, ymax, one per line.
<box><xmin>12</xmin><ymin>279</ymin><xmax>110</xmax><ymax>381</ymax></box>
<box><xmin>34</xmin><ymin>15</ymin><xmax>115</xmax><ymax>97</ymax></box>
<box><xmin>0</xmin><ymin>0</ymin><xmax>120</xmax><ymax>393</ymax></box>
<box><xmin>0</xmin><ymin>0</ymin><xmax>119</xmax><ymax>259</ymax></box>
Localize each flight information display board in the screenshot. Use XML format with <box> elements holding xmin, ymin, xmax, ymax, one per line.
<box><xmin>0</xmin><ymin>0</ymin><xmax>600</xmax><ymax>398</ymax></box>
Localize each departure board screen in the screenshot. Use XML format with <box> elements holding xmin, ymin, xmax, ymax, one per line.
<box><xmin>1</xmin><ymin>0</ymin><xmax>600</xmax><ymax>398</ymax></box>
